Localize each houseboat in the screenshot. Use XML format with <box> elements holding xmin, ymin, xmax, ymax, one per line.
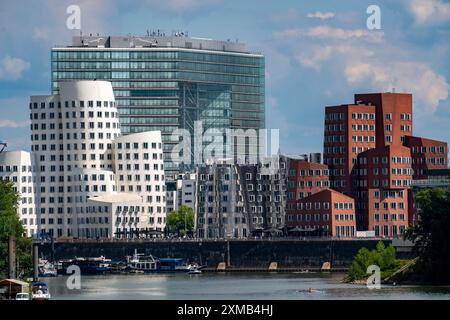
<box><xmin>57</xmin><ymin>256</ymin><xmax>111</xmax><ymax>275</ymax></box>
<box><xmin>126</xmin><ymin>250</ymin><xmax>158</xmax><ymax>273</ymax></box>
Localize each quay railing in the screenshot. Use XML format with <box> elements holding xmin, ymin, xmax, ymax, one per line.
<box><xmin>36</xmin><ymin>236</ymin><xmax>391</xmax><ymax>244</ymax></box>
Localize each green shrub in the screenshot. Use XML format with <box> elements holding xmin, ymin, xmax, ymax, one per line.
<box><xmin>348</xmin><ymin>241</ymin><xmax>399</xmax><ymax>281</ymax></box>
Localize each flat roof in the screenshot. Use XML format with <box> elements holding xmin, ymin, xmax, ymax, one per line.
<box><xmin>51</xmin><ymin>35</ymin><xmax>263</xmax><ymax>56</ymax></box>
<box><xmin>88</xmin><ymin>193</ymin><xmax>142</xmax><ymax>204</ymax></box>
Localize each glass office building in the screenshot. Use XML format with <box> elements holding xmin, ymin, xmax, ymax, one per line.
<box><xmin>51</xmin><ymin>35</ymin><xmax>265</xmax><ymax>179</ymax></box>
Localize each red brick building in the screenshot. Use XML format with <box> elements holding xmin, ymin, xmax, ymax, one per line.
<box><xmin>286</xmin><ymin>188</ymin><xmax>356</xmax><ymax>238</ymax></box>
<box><xmin>352</xmin><ymin>144</ymin><xmax>413</xmax><ymax>235</ymax></box>
<box><xmin>286</xmin><ymin>157</ymin><xmax>330</xmax><ymax>211</ymax></box>
<box><xmin>354</xmin><ymin>93</ymin><xmax>413</xmax><ymax>148</ymax></box>
<box><xmin>323</xmin><ymin>92</ymin><xmax>448</xmax><ymax>237</ymax></box>
<box><xmin>404</xmin><ymin>136</ymin><xmax>448</xmax><ymax>179</ymax></box>
<box><xmin>323</xmin><ymin>104</ymin><xmax>376</xmax><ymax>195</ymax></box>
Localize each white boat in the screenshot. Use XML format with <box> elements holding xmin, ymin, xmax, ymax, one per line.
<box><xmin>187</xmin><ymin>267</ymin><xmax>202</xmax><ymax>275</ymax></box>
<box><xmin>126</xmin><ymin>249</ymin><xmax>158</xmax><ymax>273</ymax></box>
<box><xmin>38</xmin><ymin>259</ymin><xmax>58</xmax><ymax>277</ymax></box>
<box><xmin>31</xmin><ymin>282</ymin><xmax>51</xmax><ymax>300</ymax></box>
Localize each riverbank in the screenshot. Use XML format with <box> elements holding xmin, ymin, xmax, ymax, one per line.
<box><xmin>39</xmin><ymin>239</ymin><xmax>413</xmax><ymax>270</ymax></box>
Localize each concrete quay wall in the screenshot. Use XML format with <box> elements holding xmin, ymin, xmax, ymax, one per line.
<box><xmin>38</xmin><ymin>239</ymin><xmax>412</xmax><ymax>269</ymax></box>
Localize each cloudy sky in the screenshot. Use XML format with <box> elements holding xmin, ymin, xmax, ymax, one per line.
<box><xmin>1</xmin><ymin>0</ymin><xmax>450</xmax><ymax>155</ymax></box>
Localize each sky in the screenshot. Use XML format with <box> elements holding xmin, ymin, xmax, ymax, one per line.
<box><xmin>1</xmin><ymin>0</ymin><xmax>450</xmax><ymax>156</ymax></box>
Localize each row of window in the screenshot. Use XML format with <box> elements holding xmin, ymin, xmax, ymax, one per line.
<box><xmin>410</xmin><ymin>146</ymin><xmax>446</xmax><ymax>154</ymax></box>
<box><xmin>30</xmin><ymin>100</ymin><xmax>115</xmax><ymax>110</ymax></box>
<box><xmin>287</xmin><ymin>213</ymin><xmax>355</xmax><ymax>222</ymax></box>
<box><xmin>52</xmin><ymin>50</ymin><xmax>263</xmax><ymax>66</ymax></box>
<box><xmin>288</xmin><ymin>169</ymin><xmax>329</xmax><ymax>177</ymax></box>
<box><xmin>374</xmin><ymin>225</ymin><xmax>406</xmax><ymax>237</ymax></box>
<box><xmin>295</xmin><ymin>201</ymin><xmax>354</xmax><ymax>210</ymax></box>
<box><xmin>31</xmin><ymin>111</ymin><xmax>118</xmax><ymax>122</ymax></box>
<box><xmin>288</xmin><ymin>180</ymin><xmax>330</xmax><ymax>189</ymax></box>
<box><xmin>0</xmin><ymin>165</ymin><xmax>33</xmax><ymax>173</ymax></box>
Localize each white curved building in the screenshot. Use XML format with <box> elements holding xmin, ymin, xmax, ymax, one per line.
<box><xmin>31</xmin><ymin>81</ymin><xmax>121</xmax><ymax>238</ymax></box>
<box><xmin>113</xmin><ymin>131</ymin><xmax>166</xmax><ymax>234</ymax></box>
<box><xmin>0</xmin><ymin>151</ymin><xmax>37</xmax><ymax>237</ymax></box>
<box><xmin>30</xmin><ymin>80</ymin><xmax>166</xmax><ymax>238</ymax></box>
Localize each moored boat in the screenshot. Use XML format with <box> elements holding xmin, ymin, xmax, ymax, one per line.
<box><xmin>125</xmin><ymin>249</ymin><xmax>202</xmax><ymax>273</ymax></box>
<box><xmin>38</xmin><ymin>259</ymin><xmax>58</xmax><ymax>277</ymax></box>
<box><xmin>31</xmin><ymin>282</ymin><xmax>51</xmax><ymax>300</ymax></box>
<box><xmin>126</xmin><ymin>250</ymin><xmax>158</xmax><ymax>273</ymax></box>
<box><xmin>57</xmin><ymin>256</ymin><xmax>111</xmax><ymax>275</ymax></box>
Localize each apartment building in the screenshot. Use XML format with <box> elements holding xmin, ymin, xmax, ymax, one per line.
<box><xmin>30</xmin><ymin>80</ymin><xmax>165</xmax><ymax>238</ymax></box>
<box><xmin>0</xmin><ymin>151</ymin><xmax>37</xmax><ymax>237</ymax></box>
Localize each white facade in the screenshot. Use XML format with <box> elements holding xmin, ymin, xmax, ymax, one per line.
<box><xmin>31</xmin><ymin>80</ymin><xmax>121</xmax><ymax>238</ymax></box>
<box><xmin>176</xmin><ymin>173</ymin><xmax>197</xmax><ymax>211</ymax></box>
<box><xmin>0</xmin><ymin>151</ymin><xmax>37</xmax><ymax>237</ymax></box>
<box><xmin>166</xmin><ymin>173</ymin><xmax>196</xmax><ymax>214</ymax></box>
<box><xmin>86</xmin><ymin>193</ymin><xmax>143</xmax><ymax>238</ymax></box>
<box><xmin>113</xmin><ymin>131</ymin><xmax>166</xmax><ymax>233</ymax></box>
<box><xmin>166</xmin><ymin>190</ymin><xmax>177</xmax><ymax>214</ymax></box>
<box><xmin>30</xmin><ymin>80</ymin><xmax>166</xmax><ymax>238</ymax></box>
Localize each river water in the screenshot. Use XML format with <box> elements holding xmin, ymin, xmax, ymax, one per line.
<box><xmin>44</xmin><ymin>273</ymin><xmax>450</xmax><ymax>300</ymax></box>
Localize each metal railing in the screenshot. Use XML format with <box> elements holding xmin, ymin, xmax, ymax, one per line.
<box><xmin>411</xmin><ymin>179</ymin><xmax>450</xmax><ymax>187</ymax></box>
<box><xmin>36</xmin><ymin>236</ymin><xmax>390</xmax><ymax>244</ymax></box>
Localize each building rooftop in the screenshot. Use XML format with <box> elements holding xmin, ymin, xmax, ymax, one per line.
<box><xmin>52</xmin><ymin>34</ymin><xmax>260</xmax><ymax>55</ymax></box>
<box><xmin>87</xmin><ymin>193</ymin><xmax>142</xmax><ymax>204</ymax></box>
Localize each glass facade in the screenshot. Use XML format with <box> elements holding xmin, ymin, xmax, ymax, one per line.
<box><xmin>51</xmin><ymin>47</ymin><xmax>265</xmax><ymax>179</ymax></box>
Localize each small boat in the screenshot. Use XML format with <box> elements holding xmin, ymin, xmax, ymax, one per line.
<box><xmin>38</xmin><ymin>259</ymin><xmax>58</xmax><ymax>277</ymax></box>
<box><xmin>31</xmin><ymin>282</ymin><xmax>51</xmax><ymax>300</ymax></box>
<box><xmin>125</xmin><ymin>250</ymin><xmax>202</xmax><ymax>273</ymax></box>
<box><xmin>126</xmin><ymin>250</ymin><xmax>158</xmax><ymax>273</ymax></box>
<box><xmin>187</xmin><ymin>267</ymin><xmax>202</xmax><ymax>275</ymax></box>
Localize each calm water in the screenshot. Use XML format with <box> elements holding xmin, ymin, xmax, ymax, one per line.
<box><xmin>44</xmin><ymin>273</ymin><xmax>450</xmax><ymax>300</ymax></box>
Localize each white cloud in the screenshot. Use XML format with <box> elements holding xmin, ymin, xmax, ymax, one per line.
<box><xmin>32</xmin><ymin>28</ymin><xmax>49</xmax><ymax>41</ymax></box>
<box><xmin>167</xmin><ymin>0</ymin><xmax>222</xmax><ymax>10</ymax></box>
<box><xmin>274</xmin><ymin>26</ymin><xmax>383</xmax><ymax>43</ymax></box>
<box><xmin>296</xmin><ymin>45</ymin><xmax>374</xmax><ymax>70</ymax></box>
<box><xmin>0</xmin><ymin>120</ymin><xmax>30</xmax><ymax>128</ymax></box>
<box><xmin>0</xmin><ymin>56</ymin><xmax>30</xmax><ymax>80</ymax></box>
<box><xmin>143</xmin><ymin>0</ymin><xmax>222</xmax><ymax>13</ymax></box>
<box><xmin>307</xmin><ymin>11</ymin><xmax>335</xmax><ymax>20</ymax></box>
<box><xmin>409</xmin><ymin>0</ymin><xmax>450</xmax><ymax>24</ymax></box>
<box><xmin>344</xmin><ymin>61</ymin><xmax>450</xmax><ymax>113</ymax></box>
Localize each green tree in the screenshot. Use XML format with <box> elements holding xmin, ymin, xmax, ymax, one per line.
<box><xmin>348</xmin><ymin>241</ymin><xmax>400</xmax><ymax>281</ymax></box>
<box><xmin>166</xmin><ymin>205</ymin><xmax>195</xmax><ymax>236</ymax></box>
<box><xmin>405</xmin><ymin>187</ymin><xmax>450</xmax><ymax>284</ymax></box>
<box><xmin>0</xmin><ymin>180</ymin><xmax>32</xmax><ymax>278</ymax></box>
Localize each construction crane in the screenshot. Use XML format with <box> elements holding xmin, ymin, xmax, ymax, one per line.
<box><xmin>0</xmin><ymin>141</ymin><xmax>7</xmax><ymax>153</ymax></box>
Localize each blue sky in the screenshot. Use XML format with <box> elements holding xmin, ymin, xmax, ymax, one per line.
<box><xmin>1</xmin><ymin>0</ymin><xmax>450</xmax><ymax>155</ymax></box>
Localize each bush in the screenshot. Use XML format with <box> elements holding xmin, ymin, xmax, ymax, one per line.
<box><xmin>348</xmin><ymin>241</ymin><xmax>400</xmax><ymax>281</ymax></box>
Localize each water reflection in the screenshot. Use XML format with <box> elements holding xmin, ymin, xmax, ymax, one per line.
<box><xmin>44</xmin><ymin>273</ymin><xmax>450</xmax><ymax>300</ymax></box>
